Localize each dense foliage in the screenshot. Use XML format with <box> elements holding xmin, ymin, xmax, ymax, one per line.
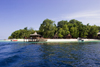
<box><xmin>8</xmin><ymin>27</ymin><xmax>35</xmax><ymax>39</ymax></box>
<box><xmin>8</xmin><ymin>19</ymin><xmax>100</xmax><ymax>39</ymax></box>
<box><xmin>39</xmin><ymin>19</ymin><xmax>57</xmax><ymax>38</ymax></box>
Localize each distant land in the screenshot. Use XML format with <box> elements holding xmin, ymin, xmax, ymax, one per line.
<box><xmin>8</xmin><ymin>19</ymin><xmax>100</xmax><ymax>39</ymax></box>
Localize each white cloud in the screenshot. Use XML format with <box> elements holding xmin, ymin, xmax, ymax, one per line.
<box><xmin>63</xmin><ymin>10</ymin><xmax>100</xmax><ymax>19</ymax></box>
<box><xmin>62</xmin><ymin>10</ymin><xmax>100</xmax><ymax>26</ymax></box>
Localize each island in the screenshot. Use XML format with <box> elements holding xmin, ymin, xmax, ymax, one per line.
<box><xmin>6</xmin><ymin>19</ymin><xmax>100</xmax><ymax>42</ymax></box>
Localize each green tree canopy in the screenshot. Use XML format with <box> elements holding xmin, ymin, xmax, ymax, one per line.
<box><xmin>8</xmin><ymin>27</ymin><xmax>35</xmax><ymax>39</ymax></box>
<box><xmin>70</xmin><ymin>27</ymin><xmax>79</xmax><ymax>38</ymax></box>
<box><xmin>88</xmin><ymin>25</ymin><xmax>99</xmax><ymax>38</ymax></box>
<box><xmin>57</xmin><ymin>20</ymin><xmax>68</xmax><ymax>28</ymax></box>
<box><xmin>39</xmin><ymin>19</ymin><xmax>57</xmax><ymax>38</ymax></box>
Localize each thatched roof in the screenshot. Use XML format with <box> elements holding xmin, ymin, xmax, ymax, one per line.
<box><xmin>30</xmin><ymin>32</ymin><xmax>41</xmax><ymax>36</ymax></box>
<box><xmin>67</xmin><ymin>34</ymin><xmax>71</xmax><ymax>36</ymax></box>
<box><xmin>65</xmin><ymin>34</ymin><xmax>72</xmax><ymax>38</ymax></box>
<box><xmin>54</xmin><ymin>33</ymin><xmax>58</xmax><ymax>38</ymax></box>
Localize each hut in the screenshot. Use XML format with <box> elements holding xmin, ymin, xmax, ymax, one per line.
<box><xmin>30</xmin><ymin>32</ymin><xmax>41</xmax><ymax>39</ymax></box>
<box><xmin>97</xmin><ymin>32</ymin><xmax>100</xmax><ymax>35</ymax></box>
<box><xmin>53</xmin><ymin>33</ymin><xmax>58</xmax><ymax>39</ymax></box>
<box><xmin>29</xmin><ymin>32</ymin><xmax>47</xmax><ymax>42</ymax></box>
<box><xmin>97</xmin><ymin>32</ymin><xmax>100</xmax><ymax>38</ymax></box>
<box><xmin>65</xmin><ymin>34</ymin><xmax>72</xmax><ymax>38</ymax></box>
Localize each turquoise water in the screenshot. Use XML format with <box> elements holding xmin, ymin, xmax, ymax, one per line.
<box><xmin>0</xmin><ymin>41</ymin><xmax>100</xmax><ymax>67</ymax></box>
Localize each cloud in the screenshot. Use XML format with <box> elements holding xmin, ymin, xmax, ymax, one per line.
<box><xmin>62</xmin><ymin>10</ymin><xmax>100</xmax><ymax>26</ymax></box>
<box><xmin>63</xmin><ymin>10</ymin><xmax>100</xmax><ymax>19</ymax></box>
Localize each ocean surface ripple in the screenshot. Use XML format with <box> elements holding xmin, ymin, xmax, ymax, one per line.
<box><xmin>0</xmin><ymin>42</ymin><xmax>100</xmax><ymax>67</ymax></box>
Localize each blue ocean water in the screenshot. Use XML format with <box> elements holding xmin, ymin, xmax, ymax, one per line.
<box><xmin>0</xmin><ymin>41</ymin><xmax>100</xmax><ymax>67</ymax></box>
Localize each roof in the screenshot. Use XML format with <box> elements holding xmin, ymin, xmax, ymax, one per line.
<box><xmin>67</xmin><ymin>34</ymin><xmax>71</xmax><ymax>36</ymax></box>
<box><xmin>30</xmin><ymin>32</ymin><xmax>41</xmax><ymax>36</ymax></box>
<box><xmin>65</xmin><ymin>33</ymin><xmax>72</xmax><ymax>38</ymax></box>
<box><xmin>54</xmin><ymin>33</ymin><xmax>58</xmax><ymax>38</ymax></box>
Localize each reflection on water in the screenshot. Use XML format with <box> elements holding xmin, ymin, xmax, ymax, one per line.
<box><xmin>0</xmin><ymin>42</ymin><xmax>100</xmax><ymax>67</ymax></box>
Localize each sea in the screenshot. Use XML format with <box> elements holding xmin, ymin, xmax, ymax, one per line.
<box><xmin>0</xmin><ymin>41</ymin><xmax>100</xmax><ymax>67</ymax></box>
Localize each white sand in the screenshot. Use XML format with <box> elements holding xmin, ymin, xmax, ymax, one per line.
<box><xmin>46</xmin><ymin>39</ymin><xmax>100</xmax><ymax>42</ymax></box>
<box><xmin>4</xmin><ymin>39</ymin><xmax>100</xmax><ymax>42</ymax></box>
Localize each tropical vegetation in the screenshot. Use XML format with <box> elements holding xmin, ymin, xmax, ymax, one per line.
<box><xmin>8</xmin><ymin>19</ymin><xmax>100</xmax><ymax>39</ymax></box>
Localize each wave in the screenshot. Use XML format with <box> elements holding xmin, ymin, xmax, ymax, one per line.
<box><xmin>0</xmin><ymin>55</ymin><xmax>20</xmax><ymax>66</ymax></box>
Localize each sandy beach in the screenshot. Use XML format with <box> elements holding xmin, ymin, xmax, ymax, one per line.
<box><xmin>2</xmin><ymin>39</ymin><xmax>100</xmax><ymax>43</ymax></box>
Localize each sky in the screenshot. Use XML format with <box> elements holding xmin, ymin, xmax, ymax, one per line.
<box><xmin>0</xmin><ymin>0</ymin><xmax>100</xmax><ymax>39</ymax></box>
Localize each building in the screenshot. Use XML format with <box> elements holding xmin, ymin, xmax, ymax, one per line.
<box><xmin>97</xmin><ymin>32</ymin><xmax>100</xmax><ymax>38</ymax></box>
<box><xmin>29</xmin><ymin>32</ymin><xmax>41</xmax><ymax>42</ymax></box>
<box><xmin>30</xmin><ymin>32</ymin><xmax>41</xmax><ymax>39</ymax></box>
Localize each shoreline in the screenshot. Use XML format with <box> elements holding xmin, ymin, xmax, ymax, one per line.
<box><xmin>0</xmin><ymin>39</ymin><xmax>100</xmax><ymax>43</ymax></box>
